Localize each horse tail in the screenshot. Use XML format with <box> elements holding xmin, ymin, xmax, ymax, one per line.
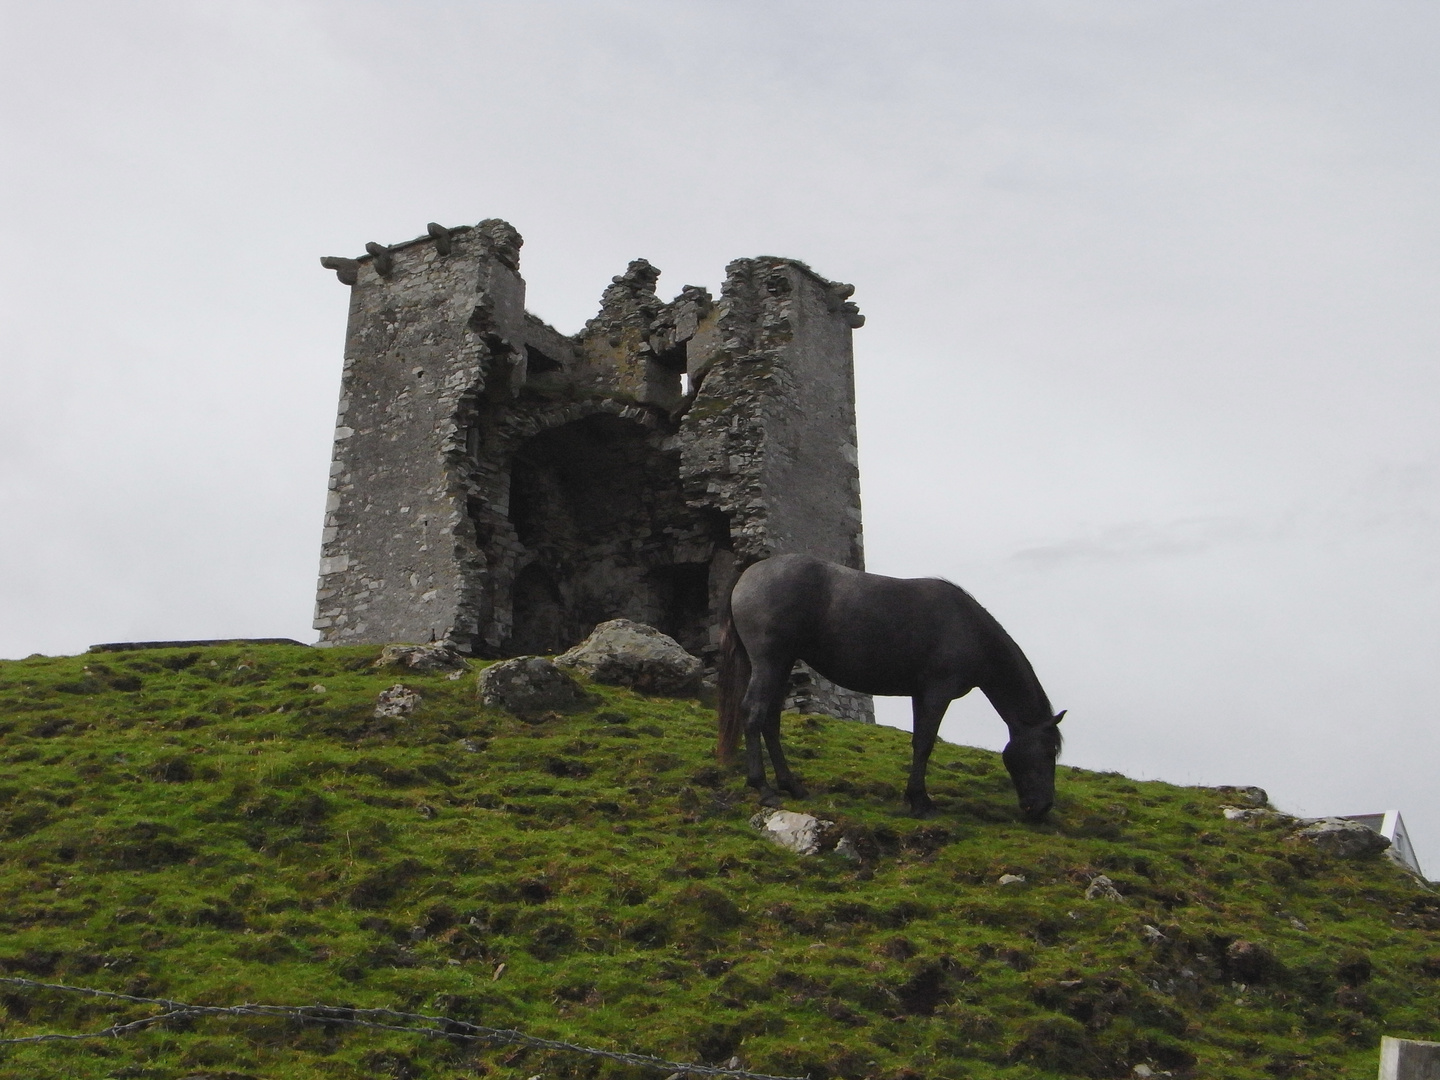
<box><xmin>716</xmin><ymin>584</ymin><xmax>750</xmax><ymax>764</ymax></box>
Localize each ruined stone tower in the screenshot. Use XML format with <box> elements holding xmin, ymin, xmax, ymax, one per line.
<box><xmin>314</xmin><ymin>219</ymin><xmax>870</xmax><ymax>721</ymax></box>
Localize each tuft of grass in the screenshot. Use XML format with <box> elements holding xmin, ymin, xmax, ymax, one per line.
<box><xmin>0</xmin><ymin>643</ymin><xmax>1434</xmax><ymax>1079</ymax></box>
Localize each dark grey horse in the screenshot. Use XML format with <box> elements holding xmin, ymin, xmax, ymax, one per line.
<box><xmin>717</xmin><ymin>554</ymin><xmax>1064</xmax><ymax>821</ymax></box>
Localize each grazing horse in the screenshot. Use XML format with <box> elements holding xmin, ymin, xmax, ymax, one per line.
<box><xmin>717</xmin><ymin>554</ymin><xmax>1064</xmax><ymax>822</ymax></box>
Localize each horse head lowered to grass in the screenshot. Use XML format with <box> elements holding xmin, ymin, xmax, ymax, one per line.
<box><xmin>717</xmin><ymin>554</ymin><xmax>1065</xmax><ymax>822</ymax></box>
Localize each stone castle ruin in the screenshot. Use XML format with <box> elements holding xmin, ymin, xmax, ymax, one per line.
<box><xmin>313</xmin><ymin>219</ymin><xmax>871</xmax><ymax>721</ymax></box>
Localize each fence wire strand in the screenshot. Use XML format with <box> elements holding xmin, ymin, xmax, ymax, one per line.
<box><xmin>0</xmin><ymin>977</ymin><xmax>806</xmax><ymax>1080</ymax></box>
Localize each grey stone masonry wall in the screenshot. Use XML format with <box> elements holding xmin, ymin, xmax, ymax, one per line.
<box><xmin>315</xmin><ymin>219</ymin><xmax>872</xmax><ymax>723</ymax></box>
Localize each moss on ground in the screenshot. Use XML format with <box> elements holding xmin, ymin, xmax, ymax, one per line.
<box><xmin>0</xmin><ymin>643</ymin><xmax>1434</xmax><ymax>1079</ymax></box>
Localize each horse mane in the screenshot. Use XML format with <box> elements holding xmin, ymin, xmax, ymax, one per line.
<box><xmin>934</xmin><ymin>577</ymin><xmax>1060</xmax><ymax>736</ymax></box>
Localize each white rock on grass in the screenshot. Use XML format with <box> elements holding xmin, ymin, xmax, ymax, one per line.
<box><xmin>556</xmin><ymin>619</ymin><xmax>703</xmax><ymax>696</ymax></box>
<box><xmin>997</xmin><ymin>874</ymin><xmax>1026</xmax><ymax>886</ymax></box>
<box><xmin>750</xmin><ymin>808</ymin><xmax>833</xmax><ymax>856</ymax></box>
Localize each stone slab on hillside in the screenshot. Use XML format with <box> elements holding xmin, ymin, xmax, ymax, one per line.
<box><xmin>555</xmin><ymin>619</ymin><xmax>703</xmax><ymax>696</ymax></box>
<box><xmin>373</xmin><ymin>643</ymin><xmax>469</xmax><ymax>673</ymax></box>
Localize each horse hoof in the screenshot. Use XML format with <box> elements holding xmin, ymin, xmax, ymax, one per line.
<box><xmin>759</xmin><ymin>791</ymin><xmax>785</xmax><ymax>809</ymax></box>
<box><xmin>905</xmin><ymin>799</ymin><xmax>935</xmax><ymax>819</ymax></box>
<box><xmin>781</xmin><ymin>781</ymin><xmax>809</xmax><ymax>799</ymax></box>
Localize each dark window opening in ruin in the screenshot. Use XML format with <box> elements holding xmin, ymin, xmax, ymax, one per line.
<box><xmin>654</xmin><ymin>340</ymin><xmax>689</xmax><ymax>401</ymax></box>
<box><xmin>654</xmin><ymin>339</ymin><xmax>687</xmax><ymax>372</ymax></box>
<box><xmin>501</xmin><ymin>412</ymin><xmax>719</xmax><ymax>655</ymax></box>
<box><xmin>525</xmin><ymin>345</ymin><xmax>563</xmax><ymax>374</ymax></box>
<box><xmin>702</xmin><ymin>508</ymin><xmax>734</xmax><ymax>552</ymax></box>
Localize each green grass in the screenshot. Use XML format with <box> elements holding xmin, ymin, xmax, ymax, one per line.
<box><xmin>0</xmin><ymin>643</ymin><xmax>1435</xmax><ymax>1080</ymax></box>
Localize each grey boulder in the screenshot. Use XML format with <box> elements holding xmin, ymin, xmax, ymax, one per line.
<box><xmin>478</xmin><ymin>656</ymin><xmax>595</xmax><ymax>715</ymax></box>
<box><xmin>1292</xmin><ymin>817</ymin><xmax>1391</xmax><ymax>859</ymax></box>
<box><xmin>555</xmin><ymin>619</ymin><xmax>703</xmax><ymax>696</ymax></box>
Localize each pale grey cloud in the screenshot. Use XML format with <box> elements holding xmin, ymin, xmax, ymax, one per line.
<box><xmin>1009</xmin><ymin>455</ymin><xmax>1440</xmax><ymax>567</ymax></box>
<box><xmin>1012</xmin><ymin>515</ymin><xmax>1259</xmax><ymax>567</ymax></box>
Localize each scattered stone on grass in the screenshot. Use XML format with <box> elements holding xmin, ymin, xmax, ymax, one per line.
<box><xmin>997</xmin><ymin>874</ymin><xmax>1026</xmax><ymax>886</ymax></box>
<box><xmin>750</xmin><ymin>807</ymin><xmax>834</xmax><ymax>856</ymax></box>
<box><xmin>374</xmin><ymin>684</ymin><xmax>421</xmax><ymax>719</ymax></box>
<box><xmin>373</xmin><ymin>642</ymin><xmax>469</xmax><ymax>673</ymax></box>
<box><xmin>555</xmin><ymin>619</ymin><xmax>703</xmax><ymax>696</ymax></box>
<box><xmin>1085</xmin><ymin>874</ymin><xmax>1125</xmax><ymax>902</ymax></box>
<box><xmin>477</xmin><ymin>656</ymin><xmax>596</xmax><ymax>715</ymax></box>
<box><xmin>1141</xmin><ymin>924</ymin><xmax>1166</xmax><ymax>943</ymax></box>
<box><xmin>1291</xmin><ymin>817</ymin><xmax>1391</xmax><ymax>858</ymax></box>
<box><xmin>1222</xmin><ymin>805</ymin><xmax>1292</xmax><ymax>823</ymax></box>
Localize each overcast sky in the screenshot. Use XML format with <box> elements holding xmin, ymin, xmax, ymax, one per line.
<box><xmin>3</xmin><ymin>3</ymin><xmax>1437</xmax><ymax>867</ymax></box>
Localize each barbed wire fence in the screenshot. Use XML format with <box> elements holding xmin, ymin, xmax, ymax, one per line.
<box><xmin>0</xmin><ymin>976</ymin><xmax>806</xmax><ymax>1080</ymax></box>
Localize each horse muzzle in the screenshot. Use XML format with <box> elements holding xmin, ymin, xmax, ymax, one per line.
<box><xmin>1020</xmin><ymin>800</ymin><xmax>1053</xmax><ymax>823</ymax></box>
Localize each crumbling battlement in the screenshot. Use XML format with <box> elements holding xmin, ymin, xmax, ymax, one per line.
<box><xmin>314</xmin><ymin>219</ymin><xmax>871</xmax><ymax>722</ymax></box>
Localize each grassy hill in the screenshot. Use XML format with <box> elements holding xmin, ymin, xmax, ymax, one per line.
<box><xmin>0</xmin><ymin>642</ymin><xmax>1435</xmax><ymax>1080</ymax></box>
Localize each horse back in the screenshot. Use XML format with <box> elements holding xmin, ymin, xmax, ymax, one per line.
<box><xmin>730</xmin><ymin>554</ymin><xmax>1007</xmax><ymax>698</ymax></box>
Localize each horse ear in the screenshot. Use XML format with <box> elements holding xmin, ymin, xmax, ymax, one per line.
<box><xmin>1053</xmin><ymin>710</ymin><xmax>1066</xmax><ymax>723</ymax></box>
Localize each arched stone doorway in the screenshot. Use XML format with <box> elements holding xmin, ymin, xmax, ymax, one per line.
<box><xmin>500</xmin><ymin>412</ymin><xmax>728</xmax><ymax>656</ymax></box>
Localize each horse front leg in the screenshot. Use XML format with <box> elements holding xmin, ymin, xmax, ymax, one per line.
<box><xmin>762</xmin><ymin>711</ymin><xmax>808</xmax><ymax>800</ymax></box>
<box><xmin>905</xmin><ymin>690</ymin><xmax>953</xmax><ymax>818</ymax></box>
<box><xmin>741</xmin><ymin>660</ymin><xmax>791</xmax><ymax>807</ymax></box>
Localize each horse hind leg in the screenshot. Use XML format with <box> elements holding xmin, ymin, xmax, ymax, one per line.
<box><xmin>741</xmin><ymin>658</ymin><xmax>792</xmax><ymax>807</ymax></box>
<box><xmin>762</xmin><ymin>712</ymin><xmax>808</xmax><ymax>800</ymax></box>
